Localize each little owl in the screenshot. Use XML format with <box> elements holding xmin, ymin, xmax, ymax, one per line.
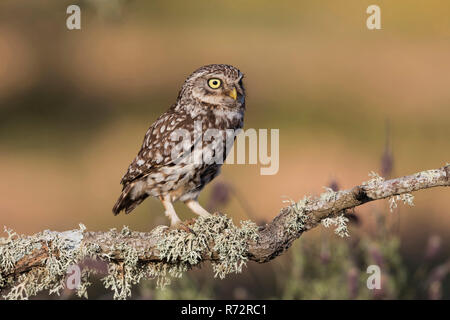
<box><xmin>113</xmin><ymin>64</ymin><xmax>245</xmax><ymax>228</ymax></box>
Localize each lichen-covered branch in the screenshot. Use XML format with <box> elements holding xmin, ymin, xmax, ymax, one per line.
<box><xmin>1</xmin><ymin>165</ymin><xmax>449</xmax><ymax>299</ymax></box>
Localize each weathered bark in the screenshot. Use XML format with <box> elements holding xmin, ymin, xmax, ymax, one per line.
<box><xmin>248</xmin><ymin>165</ymin><xmax>449</xmax><ymax>262</ymax></box>
<box><xmin>1</xmin><ymin>165</ymin><xmax>449</xmax><ymax>292</ymax></box>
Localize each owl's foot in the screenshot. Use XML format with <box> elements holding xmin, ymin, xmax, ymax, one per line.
<box><xmin>170</xmin><ymin>220</ymin><xmax>195</xmax><ymax>234</ymax></box>
<box><xmin>160</xmin><ymin>196</ymin><xmax>193</xmax><ymax>232</ymax></box>
<box><xmin>185</xmin><ymin>200</ymin><xmax>211</xmax><ymax>217</ymax></box>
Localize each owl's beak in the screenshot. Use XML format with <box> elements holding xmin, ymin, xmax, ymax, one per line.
<box><xmin>227</xmin><ymin>87</ymin><xmax>237</xmax><ymax>100</ymax></box>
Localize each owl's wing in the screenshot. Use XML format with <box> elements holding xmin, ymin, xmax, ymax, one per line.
<box><xmin>119</xmin><ymin>111</ymin><xmax>198</xmax><ymax>187</ymax></box>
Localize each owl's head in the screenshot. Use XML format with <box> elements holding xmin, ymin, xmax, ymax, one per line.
<box><xmin>179</xmin><ymin>64</ymin><xmax>245</xmax><ymax>109</ymax></box>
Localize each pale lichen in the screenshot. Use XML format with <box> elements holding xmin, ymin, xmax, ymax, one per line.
<box><xmin>321</xmin><ymin>215</ymin><xmax>350</xmax><ymax>238</ymax></box>
<box><xmin>155</xmin><ymin>214</ymin><xmax>259</xmax><ymax>280</ymax></box>
<box><xmin>100</xmin><ymin>214</ymin><xmax>259</xmax><ymax>299</ymax></box>
<box><xmin>388</xmin><ymin>193</ymin><xmax>415</xmax><ymax>212</ymax></box>
<box><xmin>0</xmin><ymin>224</ymin><xmax>90</xmax><ymax>300</ymax></box>
<box><xmin>76</xmin><ymin>268</ymin><xmax>93</xmax><ymax>299</ymax></box>
<box><xmin>211</xmin><ymin>219</ymin><xmax>259</xmax><ymax>279</ymax></box>
<box><xmin>1</xmin><ymin>164</ymin><xmax>446</xmax><ymax>300</ymax></box>
<box><xmin>362</xmin><ymin>171</ymin><xmax>385</xmax><ymax>191</ymax></box>
<box><xmin>320</xmin><ymin>187</ymin><xmax>338</xmax><ymax>202</ymax></box>
<box><xmin>1</xmin><ymin>214</ymin><xmax>260</xmax><ymax>300</ymax></box>
<box><xmin>99</xmin><ymin>226</ymin><xmax>173</xmax><ymax>299</ymax></box>
<box><xmin>283</xmin><ymin>188</ymin><xmax>350</xmax><ymax>238</ymax></box>
<box><xmin>282</xmin><ymin>196</ymin><xmax>310</xmax><ymax>235</ymax></box>
<box><xmin>361</xmin><ymin>171</ymin><xmax>415</xmax><ymax>213</ymax></box>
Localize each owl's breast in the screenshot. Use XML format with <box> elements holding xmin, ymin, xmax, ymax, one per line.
<box><xmin>143</xmin><ymin>161</ymin><xmax>221</xmax><ymax>202</ymax></box>
<box><xmin>208</xmin><ymin>107</ymin><xmax>244</xmax><ymax>130</ymax></box>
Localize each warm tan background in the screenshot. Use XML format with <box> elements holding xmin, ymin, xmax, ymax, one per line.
<box><xmin>0</xmin><ymin>0</ymin><xmax>449</xmax><ymax>299</ymax></box>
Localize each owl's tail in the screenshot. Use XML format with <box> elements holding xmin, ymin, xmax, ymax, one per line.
<box><xmin>112</xmin><ymin>181</ymin><xmax>148</xmax><ymax>215</ymax></box>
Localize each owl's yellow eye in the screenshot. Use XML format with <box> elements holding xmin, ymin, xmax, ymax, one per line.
<box><xmin>208</xmin><ymin>78</ymin><xmax>222</xmax><ymax>89</ymax></box>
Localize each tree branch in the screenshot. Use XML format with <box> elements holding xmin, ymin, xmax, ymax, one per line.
<box><xmin>1</xmin><ymin>165</ymin><xmax>449</xmax><ymax>299</ymax></box>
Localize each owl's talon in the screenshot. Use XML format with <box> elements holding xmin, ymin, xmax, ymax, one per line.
<box><xmin>171</xmin><ymin>221</ymin><xmax>196</xmax><ymax>234</ymax></box>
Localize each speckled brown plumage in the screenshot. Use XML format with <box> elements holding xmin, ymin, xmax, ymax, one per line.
<box><xmin>112</xmin><ymin>64</ymin><xmax>246</xmax><ymax>227</ymax></box>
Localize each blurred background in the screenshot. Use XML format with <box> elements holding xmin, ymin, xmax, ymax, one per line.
<box><xmin>0</xmin><ymin>0</ymin><xmax>449</xmax><ymax>299</ymax></box>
